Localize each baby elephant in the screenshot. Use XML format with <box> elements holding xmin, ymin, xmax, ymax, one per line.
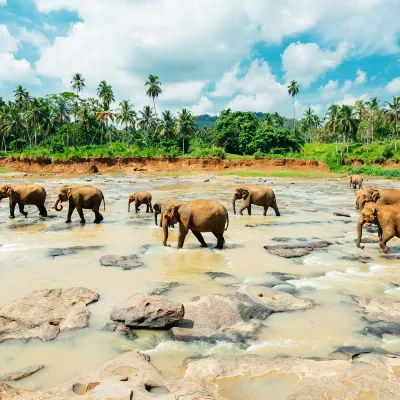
<box><xmin>0</xmin><ymin>184</ymin><xmax>47</xmax><ymax>218</ymax></box>
<box><xmin>128</xmin><ymin>191</ymin><xmax>153</xmax><ymax>213</ymax></box>
<box><xmin>357</xmin><ymin>203</ymin><xmax>400</xmax><ymax>253</ymax></box>
<box><xmin>153</xmin><ymin>200</ymin><xmax>182</xmax><ymax>227</ymax></box>
<box><xmin>54</xmin><ymin>185</ymin><xmax>105</xmax><ymax>224</ymax></box>
<box><xmin>162</xmin><ymin>199</ymin><xmax>229</xmax><ymax>249</ymax></box>
<box><xmin>232</xmin><ymin>185</ymin><xmax>280</xmax><ymax>216</ymax></box>
<box><xmin>350</xmin><ymin>175</ymin><xmax>363</xmax><ymax>189</ymax></box>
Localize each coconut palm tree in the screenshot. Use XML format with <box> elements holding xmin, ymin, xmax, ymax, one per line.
<box><xmin>76</xmin><ymin>102</ymin><xmax>92</xmax><ymax>143</ymax></box>
<box><xmin>54</xmin><ymin>95</ymin><xmax>72</xmax><ymax>147</ymax></box>
<box><xmin>366</xmin><ymin>97</ymin><xmax>380</xmax><ymax>144</ymax></box>
<box><xmin>338</xmin><ymin>105</ymin><xmax>357</xmax><ymax>154</ymax></box>
<box><xmin>159</xmin><ymin>110</ymin><xmax>175</xmax><ymax>140</ymax></box>
<box><xmin>325</xmin><ymin>104</ymin><xmax>340</xmax><ymax>152</ymax></box>
<box><xmin>115</xmin><ymin>100</ymin><xmax>136</xmax><ymax>144</ymax></box>
<box><xmin>2</xmin><ymin>105</ymin><xmax>25</xmax><ymax>152</ymax></box>
<box><xmin>313</xmin><ymin>115</ymin><xmax>322</xmax><ymax>142</ymax></box>
<box><xmin>145</xmin><ymin>74</ymin><xmax>162</xmax><ymax>116</ymax></box>
<box><xmin>272</xmin><ymin>112</ymin><xmax>284</xmax><ymax>128</ymax></box>
<box><xmin>302</xmin><ymin>108</ymin><xmax>315</xmax><ymax>143</ymax></box>
<box><xmin>13</xmin><ymin>85</ymin><xmax>30</xmax><ymax>108</ymax></box>
<box><xmin>97</xmin><ymin>80</ymin><xmax>115</xmax><ymax>108</ymax></box>
<box><xmin>137</xmin><ymin>105</ymin><xmax>156</xmax><ymax>133</ymax></box>
<box><xmin>384</xmin><ymin>96</ymin><xmax>400</xmax><ymax>151</ymax></box>
<box><xmin>287</xmin><ymin>80</ymin><xmax>299</xmax><ymax>133</ymax></box>
<box><xmin>24</xmin><ymin>97</ymin><xmax>47</xmax><ymax>147</ymax></box>
<box><xmin>263</xmin><ymin>113</ymin><xmax>274</xmax><ymax>126</ymax></box>
<box><xmin>96</xmin><ymin>104</ymin><xmax>114</xmax><ymax>145</ymax></box>
<box><xmin>354</xmin><ymin>100</ymin><xmax>366</xmax><ymax>123</ymax></box>
<box><xmin>71</xmin><ymin>73</ymin><xmax>85</xmax><ymax>97</ymax></box>
<box><xmin>174</xmin><ymin>108</ymin><xmax>197</xmax><ymax>154</ymax></box>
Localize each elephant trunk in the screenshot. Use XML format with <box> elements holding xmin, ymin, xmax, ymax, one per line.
<box><xmin>356</xmin><ymin>215</ymin><xmax>365</xmax><ymax>248</ymax></box>
<box><xmin>54</xmin><ymin>197</ymin><xmax>63</xmax><ymax>212</ymax></box>
<box><xmin>155</xmin><ymin>211</ymin><xmax>158</xmax><ymax>226</ymax></box>
<box><xmin>162</xmin><ymin>217</ymin><xmax>169</xmax><ymax>246</ymax></box>
<box><xmin>128</xmin><ymin>198</ymin><xmax>132</xmax><ymax>212</ymax></box>
<box><xmin>232</xmin><ymin>194</ymin><xmax>237</xmax><ymax>215</ymax></box>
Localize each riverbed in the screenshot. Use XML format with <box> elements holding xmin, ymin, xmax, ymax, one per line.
<box><xmin>0</xmin><ymin>172</ymin><xmax>399</xmax><ymax>396</ymax></box>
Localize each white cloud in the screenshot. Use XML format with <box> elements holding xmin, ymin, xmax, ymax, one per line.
<box><xmin>341</xmin><ymin>80</ymin><xmax>352</xmax><ymax>93</ymax></box>
<box><xmin>162</xmin><ymin>81</ymin><xmax>206</xmax><ymax>102</ymax></box>
<box><xmin>336</xmin><ymin>93</ymin><xmax>368</xmax><ymax>106</ymax></box>
<box><xmin>386</xmin><ymin>77</ymin><xmax>400</xmax><ymax>94</ymax></box>
<box><xmin>319</xmin><ymin>80</ymin><xmax>338</xmax><ymax>99</ymax></box>
<box><xmin>0</xmin><ymin>24</ymin><xmax>18</xmax><ymax>53</ymax></box>
<box><xmin>18</xmin><ymin>27</ymin><xmax>49</xmax><ymax>48</ymax></box>
<box><xmin>282</xmin><ymin>41</ymin><xmax>353</xmax><ymax>87</ymax></box>
<box><xmin>190</xmin><ymin>96</ymin><xmax>214</xmax><ymax>115</ymax></box>
<box><xmin>310</xmin><ymin>104</ymin><xmax>322</xmax><ymax>115</ymax></box>
<box><xmin>355</xmin><ymin>68</ymin><xmax>367</xmax><ymax>85</ymax></box>
<box><xmin>0</xmin><ymin>53</ymin><xmax>41</xmax><ymax>85</ymax></box>
<box><xmin>0</xmin><ymin>0</ymin><xmax>6</xmax><ymax>5</ymax></box>
<box><xmin>43</xmin><ymin>23</ymin><xmax>57</xmax><ymax>32</ymax></box>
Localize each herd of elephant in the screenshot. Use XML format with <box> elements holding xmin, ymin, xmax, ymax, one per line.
<box><xmin>0</xmin><ymin>177</ymin><xmax>399</xmax><ymax>252</ymax></box>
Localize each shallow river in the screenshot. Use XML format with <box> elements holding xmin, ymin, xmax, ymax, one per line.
<box><xmin>0</xmin><ymin>172</ymin><xmax>399</xmax><ymax>396</ymax></box>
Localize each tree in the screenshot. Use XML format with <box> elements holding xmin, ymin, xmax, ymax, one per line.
<box><xmin>159</xmin><ymin>110</ymin><xmax>175</xmax><ymax>140</ymax></box>
<box><xmin>2</xmin><ymin>105</ymin><xmax>25</xmax><ymax>152</ymax></box>
<box><xmin>145</xmin><ymin>74</ymin><xmax>162</xmax><ymax>116</ymax></box>
<box><xmin>338</xmin><ymin>105</ymin><xmax>357</xmax><ymax>154</ymax></box>
<box><xmin>313</xmin><ymin>114</ymin><xmax>322</xmax><ymax>142</ymax></box>
<box><xmin>97</xmin><ymin>80</ymin><xmax>115</xmax><ymax>107</ymax></box>
<box><xmin>302</xmin><ymin>108</ymin><xmax>315</xmax><ymax>143</ymax></box>
<box><xmin>71</xmin><ymin>73</ymin><xmax>85</xmax><ymax>97</ymax></box>
<box><xmin>174</xmin><ymin>108</ymin><xmax>196</xmax><ymax>154</ymax></box>
<box><xmin>96</xmin><ymin>104</ymin><xmax>114</xmax><ymax>145</ymax></box>
<box><xmin>366</xmin><ymin>97</ymin><xmax>380</xmax><ymax>144</ymax></box>
<box><xmin>13</xmin><ymin>85</ymin><xmax>30</xmax><ymax>108</ymax></box>
<box><xmin>24</xmin><ymin>97</ymin><xmax>47</xmax><ymax>147</ymax></box>
<box><xmin>384</xmin><ymin>96</ymin><xmax>400</xmax><ymax>151</ymax></box>
<box><xmin>354</xmin><ymin>100</ymin><xmax>366</xmax><ymax>123</ymax></box>
<box><xmin>272</xmin><ymin>112</ymin><xmax>284</xmax><ymax>128</ymax></box>
<box><xmin>137</xmin><ymin>105</ymin><xmax>157</xmax><ymax>145</ymax></box>
<box><xmin>115</xmin><ymin>100</ymin><xmax>136</xmax><ymax>144</ymax></box>
<box><xmin>325</xmin><ymin>104</ymin><xmax>340</xmax><ymax>152</ymax></box>
<box><xmin>53</xmin><ymin>94</ymin><xmax>72</xmax><ymax>147</ymax></box>
<box><xmin>287</xmin><ymin>80</ymin><xmax>299</xmax><ymax>133</ymax></box>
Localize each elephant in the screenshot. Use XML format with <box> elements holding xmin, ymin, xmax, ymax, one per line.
<box><xmin>153</xmin><ymin>200</ymin><xmax>182</xmax><ymax>227</ymax></box>
<box><xmin>349</xmin><ymin>175</ymin><xmax>363</xmax><ymax>189</ymax></box>
<box><xmin>54</xmin><ymin>185</ymin><xmax>105</xmax><ymax>224</ymax></box>
<box><xmin>0</xmin><ymin>184</ymin><xmax>47</xmax><ymax>218</ymax></box>
<box><xmin>356</xmin><ymin>203</ymin><xmax>400</xmax><ymax>253</ymax></box>
<box><xmin>232</xmin><ymin>185</ymin><xmax>280</xmax><ymax>216</ymax></box>
<box><xmin>128</xmin><ymin>191</ymin><xmax>153</xmax><ymax>213</ymax></box>
<box><xmin>162</xmin><ymin>199</ymin><xmax>229</xmax><ymax>249</ymax></box>
<box><xmin>355</xmin><ymin>186</ymin><xmax>400</xmax><ymax>210</ymax></box>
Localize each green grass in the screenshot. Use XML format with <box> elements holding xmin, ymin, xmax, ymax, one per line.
<box><xmin>220</xmin><ymin>169</ymin><xmax>339</xmax><ymax>179</ymax></box>
<box><xmin>0</xmin><ymin>167</ymin><xmax>7</xmax><ymax>173</ymax></box>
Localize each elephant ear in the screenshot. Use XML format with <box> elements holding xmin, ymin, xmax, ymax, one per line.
<box><xmin>172</xmin><ymin>204</ymin><xmax>181</xmax><ymax>221</ymax></box>
<box><xmin>67</xmin><ymin>189</ymin><xmax>73</xmax><ymax>200</ymax></box>
<box><xmin>371</xmin><ymin>189</ymin><xmax>380</xmax><ymax>202</ymax></box>
<box><xmin>154</xmin><ymin>203</ymin><xmax>161</xmax><ymax>212</ymax></box>
<box><xmin>242</xmin><ymin>189</ymin><xmax>249</xmax><ymax>199</ymax></box>
<box><xmin>6</xmin><ymin>187</ymin><xmax>14</xmax><ymax>196</ymax></box>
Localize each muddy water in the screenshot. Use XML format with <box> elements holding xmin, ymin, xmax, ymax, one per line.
<box><xmin>0</xmin><ymin>173</ymin><xmax>399</xmax><ymax>395</ymax></box>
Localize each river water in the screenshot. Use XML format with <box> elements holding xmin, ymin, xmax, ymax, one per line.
<box><xmin>0</xmin><ymin>173</ymin><xmax>399</xmax><ymax>395</ymax></box>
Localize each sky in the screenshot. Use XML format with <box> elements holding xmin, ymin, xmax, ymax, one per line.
<box><xmin>0</xmin><ymin>0</ymin><xmax>399</xmax><ymax>118</ymax></box>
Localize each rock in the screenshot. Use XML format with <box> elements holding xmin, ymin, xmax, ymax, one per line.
<box><xmin>0</xmin><ymin>365</ymin><xmax>44</xmax><ymax>381</ymax></box>
<box><xmin>272</xmin><ymin>284</ymin><xmax>299</xmax><ymax>295</ymax></box>
<box><xmin>236</xmin><ymin>293</ymin><xmax>273</xmax><ymax>321</ymax></box>
<box><xmin>361</xmin><ymin>322</ymin><xmax>400</xmax><ymax>339</ymax></box>
<box><xmin>353</xmin><ymin>296</ymin><xmax>400</xmax><ymax>323</ymax></box>
<box><xmin>307</xmin><ymin>240</ymin><xmax>332</xmax><ymax>249</ymax></box>
<box><xmin>334</xmin><ymin>211</ymin><xmax>351</xmax><ymax>217</ymax></box>
<box><xmin>110</xmin><ymin>293</ymin><xmax>184</xmax><ymax>328</ymax></box>
<box><xmin>48</xmin><ymin>245</ymin><xmax>103</xmax><ymax>257</ymax></box>
<box><xmin>103</xmin><ymin>323</ymin><xmax>117</xmax><ymax>332</ymax></box>
<box><xmin>170</xmin><ymin>295</ymin><xmax>259</xmax><ymax>342</ymax></box>
<box><xmin>43</xmin><ymin>221</ymin><xmax>81</xmax><ymax>232</ymax></box>
<box><xmin>205</xmin><ymin>272</ymin><xmax>234</xmax><ymax>280</ymax></box>
<box><xmin>238</xmin><ymin>285</ymin><xmax>313</xmax><ymax>312</ymax></box>
<box><xmin>270</xmin><ymin>272</ymin><xmax>300</xmax><ymax>281</ymax></box>
<box><xmin>149</xmin><ymin>282</ymin><xmax>182</xmax><ymax>296</ymax></box>
<box><xmin>271</xmin><ymin>237</ymin><xmax>291</xmax><ymax>242</ymax></box>
<box><xmin>0</xmin><ymin>383</ymin><xmax>43</xmax><ymax>399</ymax></box>
<box><xmin>331</xmin><ymin>346</ymin><xmax>398</xmax><ymax>359</ymax></box>
<box><xmin>341</xmin><ymin>255</ymin><xmax>373</xmax><ymax>264</ymax></box>
<box><xmin>115</xmin><ymin>324</ymin><xmax>138</xmax><ymax>340</ymax></box>
<box><xmin>100</xmin><ymin>255</ymin><xmax>144</xmax><ymax>271</ymax></box>
<box><xmin>382</xmin><ymin>254</ymin><xmax>400</xmax><ymax>260</ymax></box>
<box><xmin>264</xmin><ymin>244</ymin><xmax>312</xmax><ymax>258</ymax></box>
<box><xmin>0</xmin><ymin>287</ymin><xmax>99</xmax><ymax>342</ymax></box>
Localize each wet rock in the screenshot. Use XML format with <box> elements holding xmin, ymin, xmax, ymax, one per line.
<box><xmin>0</xmin><ymin>288</ymin><xmax>99</xmax><ymax>343</ymax></box>
<box><xmin>330</xmin><ymin>346</ymin><xmax>398</xmax><ymax>359</ymax></box>
<box><xmin>236</xmin><ymin>293</ymin><xmax>273</xmax><ymax>321</ymax></box>
<box><xmin>100</xmin><ymin>255</ymin><xmax>144</xmax><ymax>271</ymax></box>
<box><xmin>272</xmin><ymin>284</ymin><xmax>299</xmax><ymax>295</ymax></box>
<box><xmin>270</xmin><ymin>272</ymin><xmax>301</xmax><ymax>281</ymax></box>
<box><xmin>271</xmin><ymin>237</ymin><xmax>291</xmax><ymax>242</ymax></box>
<box><xmin>0</xmin><ymin>365</ymin><xmax>44</xmax><ymax>381</ymax></box>
<box><xmin>170</xmin><ymin>295</ymin><xmax>259</xmax><ymax>342</ymax></box>
<box><xmin>103</xmin><ymin>323</ymin><xmax>117</xmax><ymax>332</ymax></box>
<box><xmin>43</xmin><ymin>221</ymin><xmax>82</xmax><ymax>232</ymax></box>
<box><xmin>238</xmin><ymin>285</ymin><xmax>313</xmax><ymax>312</ymax></box>
<box><xmin>115</xmin><ymin>324</ymin><xmax>138</xmax><ymax>340</ymax></box>
<box><xmin>361</xmin><ymin>322</ymin><xmax>400</xmax><ymax>339</ymax></box>
<box><xmin>0</xmin><ymin>383</ymin><xmax>44</xmax><ymax>399</ymax></box>
<box><xmin>341</xmin><ymin>255</ymin><xmax>373</xmax><ymax>264</ymax></box>
<box><xmin>303</xmin><ymin>208</ymin><xmax>317</xmax><ymax>212</ymax></box>
<box><xmin>333</xmin><ymin>211</ymin><xmax>351</xmax><ymax>217</ymax></box>
<box><xmin>307</xmin><ymin>240</ymin><xmax>332</xmax><ymax>249</ymax></box>
<box><xmin>110</xmin><ymin>293</ymin><xmax>184</xmax><ymax>328</ymax></box>
<box><xmin>48</xmin><ymin>245</ymin><xmax>103</xmax><ymax>257</ymax></box>
<box><xmin>149</xmin><ymin>282</ymin><xmax>182</xmax><ymax>296</ymax></box>
<box><xmin>353</xmin><ymin>296</ymin><xmax>400</xmax><ymax>323</ymax></box>
<box><xmin>264</xmin><ymin>244</ymin><xmax>312</xmax><ymax>258</ymax></box>
<box><xmin>360</xmin><ymin>237</ymin><xmax>377</xmax><ymax>243</ymax></box>
<box><xmin>205</xmin><ymin>272</ymin><xmax>234</xmax><ymax>280</ymax></box>
<box><xmin>382</xmin><ymin>254</ymin><xmax>400</xmax><ymax>260</ymax></box>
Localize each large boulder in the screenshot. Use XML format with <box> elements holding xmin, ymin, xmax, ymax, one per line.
<box><xmin>110</xmin><ymin>293</ymin><xmax>184</xmax><ymax>328</ymax></box>
<box><xmin>0</xmin><ymin>288</ymin><xmax>99</xmax><ymax>342</ymax></box>
<box><xmin>353</xmin><ymin>296</ymin><xmax>400</xmax><ymax>323</ymax></box>
<box><xmin>0</xmin><ymin>365</ymin><xmax>44</xmax><ymax>382</ymax></box>
<box><xmin>100</xmin><ymin>255</ymin><xmax>144</xmax><ymax>271</ymax></box>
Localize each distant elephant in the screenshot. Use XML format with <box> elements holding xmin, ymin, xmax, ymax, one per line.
<box><xmin>0</xmin><ymin>184</ymin><xmax>47</xmax><ymax>219</ymax></box>
<box><xmin>128</xmin><ymin>191</ymin><xmax>153</xmax><ymax>213</ymax></box>
<box><xmin>232</xmin><ymin>185</ymin><xmax>280</xmax><ymax>216</ymax></box>
<box><xmin>355</xmin><ymin>186</ymin><xmax>400</xmax><ymax>210</ymax></box>
<box><xmin>357</xmin><ymin>203</ymin><xmax>400</xmax><ymax>253</ymax></box>
<box><xmin>162</xmin><ymin>199</ymin><xmax>229</xmax><ymax>249</ymax></box>
<box><xmin>153</xmin><ymin>200</ymin><xmax>183</xmax><ymax>227</ymax></box>
<box><xmin>54</xmin><ymin>185</ymin><xmax>105</xmax><ymax>224</ymax></box>
<box><xmin>349</xmin><ymin>175</ymin><xmax>363</xmax><ymax>189</ymax></box>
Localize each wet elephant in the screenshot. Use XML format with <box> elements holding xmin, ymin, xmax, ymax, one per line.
<box><xmin>349</xmin><ymin>175</ymin><xmax>363</xmax><ymax>189</ymax></box>
<box><xmin>54</xmin><ymin>185</ymin><xmax>105</xmax><ymax>224</ymax></box>
<box><xmin>355</xmin><ymin>186</ymin><xmax>400</xmax><ymax>210</ymax></box>
<box><xmin>232</xmin><ymin>185</ymin><xmax>280</xmax><ymax>216</ymax></box>
<box><xmin>0</xmin><ymin>184</ymin><xmax>47</xmax><ymax>218</ymax></box>
<box><xmin>153</xmin><ymin>200</ymin><xmax>182</xmax><ymax>227</ymax></box>
<box><xmin>128</xmin><ymin>191</ymin><xmax>153</xmax><ymax>213</ymax></box>
<box><xmin>162</xmin><ymin>199</ymin><xmax>229</xmax><ymax>249</ymax></box>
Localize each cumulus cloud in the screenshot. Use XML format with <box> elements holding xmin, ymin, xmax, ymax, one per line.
<box><xmin>336</xmin><ymin>93</ymin><xmax>369</xmax><ymax>106</ymax></box>
<box><xmin>319</xmin><ymin>80</ymin><xmax>339</xmax><ymax>99</ymax></box>
<box><xmin>18</xmin><ymin>27</ymin><xmax>49</xmax><ymax>48</ymax></box>
<box><xmin>340</xmin><ymin>80</ymin><xmax>353</xmax><ymax>93</ymax></box>
<box><xmin>386</xmin><ymin>77</ymin><xmax>400</xmax><ymax>94</ymax></box>
<box><xmin>43</xmin><ymin>23</ymin><xmax>57</xmax><ymax>32</ymax></box>
<box><xmin>355</xmin><ymin>68</ymin><xmax>367</xmax><ymax>85</ymax></box>
<box><xmin>0</xmin><ymin>24</ymin><xmax>18</xmax><ymax>53</ymax></box>
<box><xmin>282</xmin><ymin>41</ymin><xmax>353</xmax><ymax>87</ymax></box>
<box><xmin>190</xmin><ymin>96</ymin><xmax>214</xmax><ymax>115</ymax></box>
<box><xmin>162</xmin><ymin>81</ymin><xmax>206</xmax><ymax>102</ymax></box>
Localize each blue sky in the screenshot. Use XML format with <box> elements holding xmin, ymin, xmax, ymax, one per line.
<box><xmin>0</xmin><ymin>0</ymin><xmax>399</xmax><ymax>117</ymax></box>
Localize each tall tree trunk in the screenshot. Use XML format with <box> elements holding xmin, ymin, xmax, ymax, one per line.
<box><xmin>346</xmin><ymin>133</ymin><xmax>349</xmax><ymax>154</ymax></box>
<box><xmin>395</xmin><ymin>115</ymin><xmax>398</xmax><ymax>152</ymax></box>
<box><xmin>182</xmin><ymin>136</ymin><xmax>185</xmax><ymax>154</ymax></box>
<box><xmin>153</xmin><ymin>98</ymin><xmax>157</xmax><ymax>118</ymax></box>
<box><xmin>292</xmin><ymin>97</ymin><xmax>295</xmax><ymax>134</ymax></box>
<box><xmin>372</xmin><ymin>114</ymin><xmax>374</xmax><ymax>144</ymax></box>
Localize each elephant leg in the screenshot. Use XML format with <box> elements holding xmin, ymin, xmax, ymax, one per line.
<box><xmin>149</xmin><ymin>201</ymin><xmax>153</xmax><ymax>213</ymax></box>
<box><xmin>37</xmin><ymin>204</ymin><xmax>47</xmax><ymax>217</ymax></box>
<box><xmin>263</xmin><ymin>206</ymin><xmax>268</xmax><ymax>216</ymax></box>
<box><xmin>93</xmin><ymin>207</ymin><xmax>103</xmax><ymax>223</ymax></box>
<box><xmin>18</xmin><ymin>203</ymin><xmax>28</xmax><ymax>218</ymax></box>
<box><xmin>192</xmin><ymin>230</ymin><xmax>208</xmax><ymax>248</ymax></box>
<box><xmin>177</xmin><ymin>228</ymin><xmax>188</xmax><ymax>249</ymax></box>
<box><xmin>378</xmin><ymin>226</ymin><xmax>383</xmax><ymax>242</ymax></box>
<box><xmin>76</xmin><ymin>207</ymin><xmax>86</xmax><ymax>224</ymax></box>
<box><xmin>272</xmin><ymin>203</ymin><xmax>280</xmax><ymax>217</ymax></box>
<box><xmin>379</xmin><ymin>230</ymin><xmax>394</xmax><ymax>253</ymax></box>
<box><xmin>247</xmin><ymin>202</ymin><xmax>251</xmax><ymax>216</ymax></box>
<box><xmin>213</xmin><ymin>232</ymin><xmax>225</xmax><ymax>249</ymax></box>
<box><xmin>9</xmin><ymin>200</ymin><xmax>16</xmax><ymax>219</ymax></box>
<box><xmin>135</xmin><ymin>201</ymin><xmax>140</xmax><ymax>213</ymax></box>
<box><xmin>238</xmin><ymin>202</ymin><xmax>247</xmax><ymax>216</ymax></box>
<box><xmin>66</xmin><ymin>203</ymin><xmax>75</xmax><ymax>223</ymax></box>
<box><xmin>146</xmin><ymin>201</ymin><xmax>150</xmax><ymax>213</ymax></box>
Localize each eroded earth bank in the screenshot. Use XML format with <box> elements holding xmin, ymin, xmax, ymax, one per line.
<box><xmin>0</xmin><ymin>172</ymin><xmax>400</xmax><ymax>399</ymax></box>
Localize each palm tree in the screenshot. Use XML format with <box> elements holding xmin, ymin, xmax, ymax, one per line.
<box><xmin>54</xmin><ymin>96</ymin><xmax>72</xmax><ymax>147</ymax></box>
<box><xmin>174</xmin><ymin>108</ymin><xmax>197</xmax><ymax>154</ymax></box>
<box><xmin>137</xmin><ymin>105</ymin><xmax>156</xmax><ymax>131</ymax></box>
<box><xmin>263</xmin><ymin>112</ymin><xmax>274</xmax><ymax>126</ymax></box>
<box><xmin>366</xmin><ymin>97</ymin><xmax>380</xmax><ymax>144</ymax></box>
<box><xmin>71</xmin><ymin>73</ymin><xmax>85</xmax><ymax>97</ymax></box>
<box><xmin>313</xmin><ymin>114</ymin><xmax>322</xmax><ymax>141</ymax></box>
<box><xmin>115</xmin><ymin>100</ymin><xmax>136</xmax><ymax>144</ymax></box>
<box><xmin>272</xmin><ymin>112</ymin><xmax>284</xmax><ymax>128</ymax></box>
<box><xmin>13</xmin><ymin>85</ymin><xmax>30</xmax><ymax>108</ymax></box>
<box><xmin>338</xmin><ymin>105</ymin><xmax>357</xmax><ymax>154</ymax></box>
<box><xmin>384</xmin><ymin>96</ymin><xmax>400</xmax><ymax>151</ymax></box>
<box><xmin>77</xmin><ymin>102</ymin><xmax>92</xmax><ymax>143</ymax></box>
<box><xmin>287</xmin><ymin>80</ymin><xmax>299</xmax><ymax>133</ymax></box>
<box><xmin>97</xmin><ymin>80</ymin><xmax>115</xmax><ymax>107</ymax></box>
<box><xmin>2</xmin><ymin>105</ymin><xmax>25</xmax><ymax>152</ymax></box>
<box><xmin>159</xmin><ymin>110</ymin><xmax>175</xmax><ymax>140</ymax></box>
<box><xmin>96</xmin><ymin>104</ymin><xmax>114</xmax><ymax>145</ymax></box>
<box><xmin>145</xmin><ymin>74</ymin><xmax>162</xmax><ymax>116</ymax></box>
<box><xmin>325</xmin><ymin>104</ymin><xmax>340</xmax><ymax>153</ymax></box>
<box><xmin>354</xmin><ymin>100</ymin><xmax>366</xmax><ymax>123</ymax></box>
<box><xmin>24</xmin><ymin>97</ymin><xmax>47</xmax><ymax>147</ymax></box>
<box><xmin>302</xmin><ymin>108</ymin><xmax>315</xmax><ymax>143</ymax></box>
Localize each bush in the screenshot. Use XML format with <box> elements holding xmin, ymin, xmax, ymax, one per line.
<box><xmin>253</xmin><ymin>150</ymin><xmax>266</xmax><ymax>159</ymax></box>
<box><xmin>381</xmin><ymin>144</ymin><xmax>394</xmax><ymax>159</ymax></box>
<box><xmin>189</xmin><ymin>147</ymin><xmax>226</xmax><ymax>159</ymax></box>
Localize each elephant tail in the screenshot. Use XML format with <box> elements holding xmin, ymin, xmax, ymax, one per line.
<box><xmin>225</xmin><ymin>212</ymin><xmax>229</xmax><ymax>231</ymax></box>
<box><xmin>101</xmin><ymin>191</ymin><xmax>105</xmax><ymax>211</ymax></box>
